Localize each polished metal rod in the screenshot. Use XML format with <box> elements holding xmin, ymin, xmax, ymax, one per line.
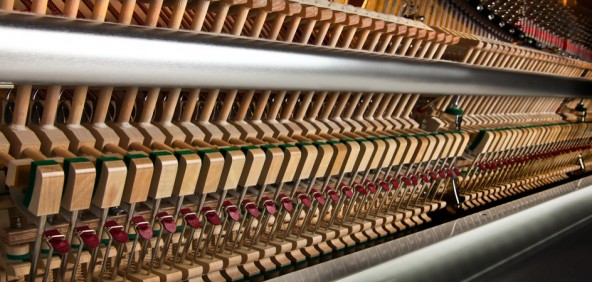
<box><xmin>0</xmin><ymin>12</ymin><xmax>590</xmax><ymax>97</ymax></box>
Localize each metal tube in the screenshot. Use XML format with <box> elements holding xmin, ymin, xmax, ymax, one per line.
<box><xmin>87</xmin><ymin>208</ymin><xmax>108</xmax><ymax>280</ymax></box>
<box><xmin>59</xmin><ymin>210</ymin><xmax>78</xmax><ymax>281</ymax></box>
<box><xmin>42</xmin><ymin>244</ymin><xmax>54</xmax><ymax>282</ymax></box>
<box><xmin>0</xmin><ymin>13</ymin><xmax>590</xmax><ymax>97</ymax></box>
<box><xmin>29</xmin><ymin>216</ymin><xmax>46</xmax><ymax>282</ymax></box>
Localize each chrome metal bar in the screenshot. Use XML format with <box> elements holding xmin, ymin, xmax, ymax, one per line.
<box><xmin>0</xmin><ymin>12</ymin><xmax>590</xmax><ymax>97</ymax></box>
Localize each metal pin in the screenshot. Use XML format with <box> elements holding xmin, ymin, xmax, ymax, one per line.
<box><xmin>395</xmin><ymin>175</ymin><xmax>417</xmax><ymax>212</ymax></box>
<box><xmin>217</xmin><ymin>217</ymin><xmax>235</xmax><ymax>253</ymax></box>
<box><xmin>320</xmin><ymin>176</ymin><xmax>333</xmax><ymax>193</ymax></box>
<box><xmin>232</xmin><ymin>200</ymin><xmax>258</xmax><ymax>252</ymax></box>
<box><xmin>289</xmin><ymin>179</ymin><xmax>302</xmax><ymax>199</ymax></box>
<box><xmin>340</xmin><ymin>185</ymin><xmax>365</xmax><ymax>225</ymax></box>
<box><xmin>410</xmin><ymin>173</ymin><xmax>433</xmax><ymax>208</ymax></box>
<box><xmin>363</xmin><ymin>181</ymin><xmax>388</xmax><ymax>219</ymax></box>
<box><xmin>351</xmin><ymin>187</ymin><xmax>370</xmax><ymax>223</ymax></box>
<box><xmin>348</xmin><ymin>171</ymin><xmax>360</xmax><ymax>187</ymax></box>
<box><xmin>375</xmin><ymin>176</ymin><xmax>398</xmax><ymax>216</ymax></box>
<box><xmin>404</xmin><ymin>174</ymin><xmax>425</xmax><ymax>210</ymax></box>
<box><xmin>255</xmin><ymin>184</ymin><xmax>268</xmax><ymax>205</ymax></box>
<box><xmin>99</xmin><ymin>221</ymin><xmax>128</xmax><ymax>281</ymax></box>
<box><xmin>160</xmin><ymin>197</ymin><xmax>185</xmax><ymax>268</ymax></box>
<box><xmin>41</xmin><ymin>230</ymin><xmax>70</xmax><ymax>282</ymax></box>
<box><xmin>314</xmin><ymin>188</ymin><xmax>339</xmax><ymax>231</ymax></box>
<box><xmin>327</xmin><ymin>186</ymin><xmax>352</xmax><ymax>227</ymax></box>
<box><xmin>268</xmin><ymin>196</ymin><xmax>292</xmax><ymax>243</ymax></box>
<box><xmin>272</xmin><ymin>182</ymin><xmax>285</xmax><ymax>201</ymax></box>
<box><xmin>283</xmin><ymin>201</ymin><xmax>303</xmax><ymax>238</ymax></box>
<box><xmin>58</xmin><ymin>210</ymin><xmax>78</xmax><ymax>282</ymax></box>
<box><xmin>43</xmin><ymin>233</ymin><xmax>63</xmax><ymax>281</ymax></box>
<box><xmin>461</xmin><ymin>154</ymin><xmax>484</xmax><ymax>191</ymax></box>
<box><xmin>172</xmin><ymin>208</ymin><xmax>199</xmax><ymax>268</ymax></box>
<box><xmin>421</xmin><ymin>169</ymin><xmax>445</xmax><ymax>206</ymax></box>
<box><xmin>313</xmin><ymin>202</ymin><xmax>329</xmax><ymax>231</ymax></box>
<box><xmin>306</xmin><ymin>177</ymin><xmax>317</xmax><ymax>194</ymax></box>
<box><xmin>252</xmin><ymin>198</ymin><xmax>276</xmax><ymax>245</ymax></box>
<box><xmin>297</xmin><ymin>203</ymin><xmax>315</xmax><ymax>238</ymax></box>
<box><xmin>216</xmin><ymin>202</ymin><xmax>240</xmax><ymax>253</ymax></box>
<box><xmin>137</xmin><ymin>240</ymin><xmax>150</xmax><ymax>272</ymax></box>
<box><xmin>238</xmin><ymin>213</ymin><xmax>255</xmax><ymax>250</ymax></box>
<box><xmin>195</xmin><ymin>208</ymin><xmax>221</xmax><ymax>260</ymax></box>
<box><xmin>86</xmin><ymin>209</ymin><xmax>109</xmax><ymax>280</ymax></box>
<box><xmin>70</xmin><ymin>227</ymin><xmax>99</xmax><ymax>281</ymax></box>
<box><xmin>298</xmin><ymin>192</ymin><xmax>322</xmax><ymax>238</ymax></box>
<box><xmin>388</xmin><ymin>174</ymin><xmax>411</xmax><ymax>211</ymax></box>
<box><xmin>148</xmin><ymin>213</ymin><xmax>175</xmax><ymax>274</ymax></box>
<box><xmin>123</xmin><ymin>234</ymin><xmax>140</xmax><ymax>280</ymax></box>
<box><xmin>30</xmin><ymin>216</ymin><xmax>47</xmax><ymax>282</ymax></box>
<box><xmin>127</xmin><ymin>217</ymin><xmax>152</xmax><ymax>278</ymax></box>
<box><xmin>107</xmin><ymin>202</ymin><xmax>135</xmax><ymax>280</ymax></box>
<box><xmin>179</xmin><ymin>220</ymin><xmax>198</xmax><ymax>265</ymax></box>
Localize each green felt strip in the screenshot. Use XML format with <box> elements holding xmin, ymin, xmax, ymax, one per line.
<box><xmin>220</xmin><ymin>147</ymin><xmax>241</xmax><ymax>157</ymax></box>
<box><xmin>295</xmin><ymin>142</ymin><xmax>312</xmax><ymax>147</ymax></box>
<box><xmin>278</xmin><ymin>144</ymin><xmax>295</xmax><ymax>149</ymax></box>
<box><xmin>174</xmin><ymin>150</ymin><xmax>194</xmax><ymax>157</ymax></box>
<box><xmin>149</xmin><ymin>151</ymin><xmax>172</xmax><ymax>162</ymax></box>
<box><xmin>123</xmin><ymin>154</ymin><xmax>148</xmax><ymax>167</ymax></box>
<box><xmin>259</xmin><ymin>144</ymin><xmax>277</xmax><ymax>150</ymax></box>
<box><xmin>6</xmin><ymin>253</ymin><xmax>30</xmax><ymax>261</ymax></box>
<box><xmin>197</xmin><ymin>149</ymin><xmax>218</xmax><ymax>157</ymax></box>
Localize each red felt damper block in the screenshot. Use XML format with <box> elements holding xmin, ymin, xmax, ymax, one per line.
<box><xmin>105</xmin><ymin>221</ymin><xmax>129</xmax><ymax>243</ymax></box>
<box><xmin>201</xmin><ymin>207</ymin><xmax>222</xmax><ymax>225</ymax></box>
<box><xmin>132</xmin><ymin>216</ymin><xmax>153</xmax><ymax>240</ymax></box>
<box><xmin>242</xmin><ymin>200</ymin><xmax>261</xmax><ymax>217</ymax></box>
<box><xmin>223</xmin><ymin>201</ymin><xmax>241</xmax><ymax>221</ymax></box>
<box><xmin>75</xmin><ymin>226</ymin><xmax>100</xmax><ymax>249</ymax></box>
<box><xmin>44</xmin><ymin>229</ymin><xmax>70</xmax><ymax>254</ymax></box>
<box><xmin>157</xmin><ymin>212</ymin><xmax>177</xmax><ymax>233</ymax></box>
<box><xmin>180</xmin><ymin>208</ymin><xmax>201</xmax><ymax>229</ymax></box>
